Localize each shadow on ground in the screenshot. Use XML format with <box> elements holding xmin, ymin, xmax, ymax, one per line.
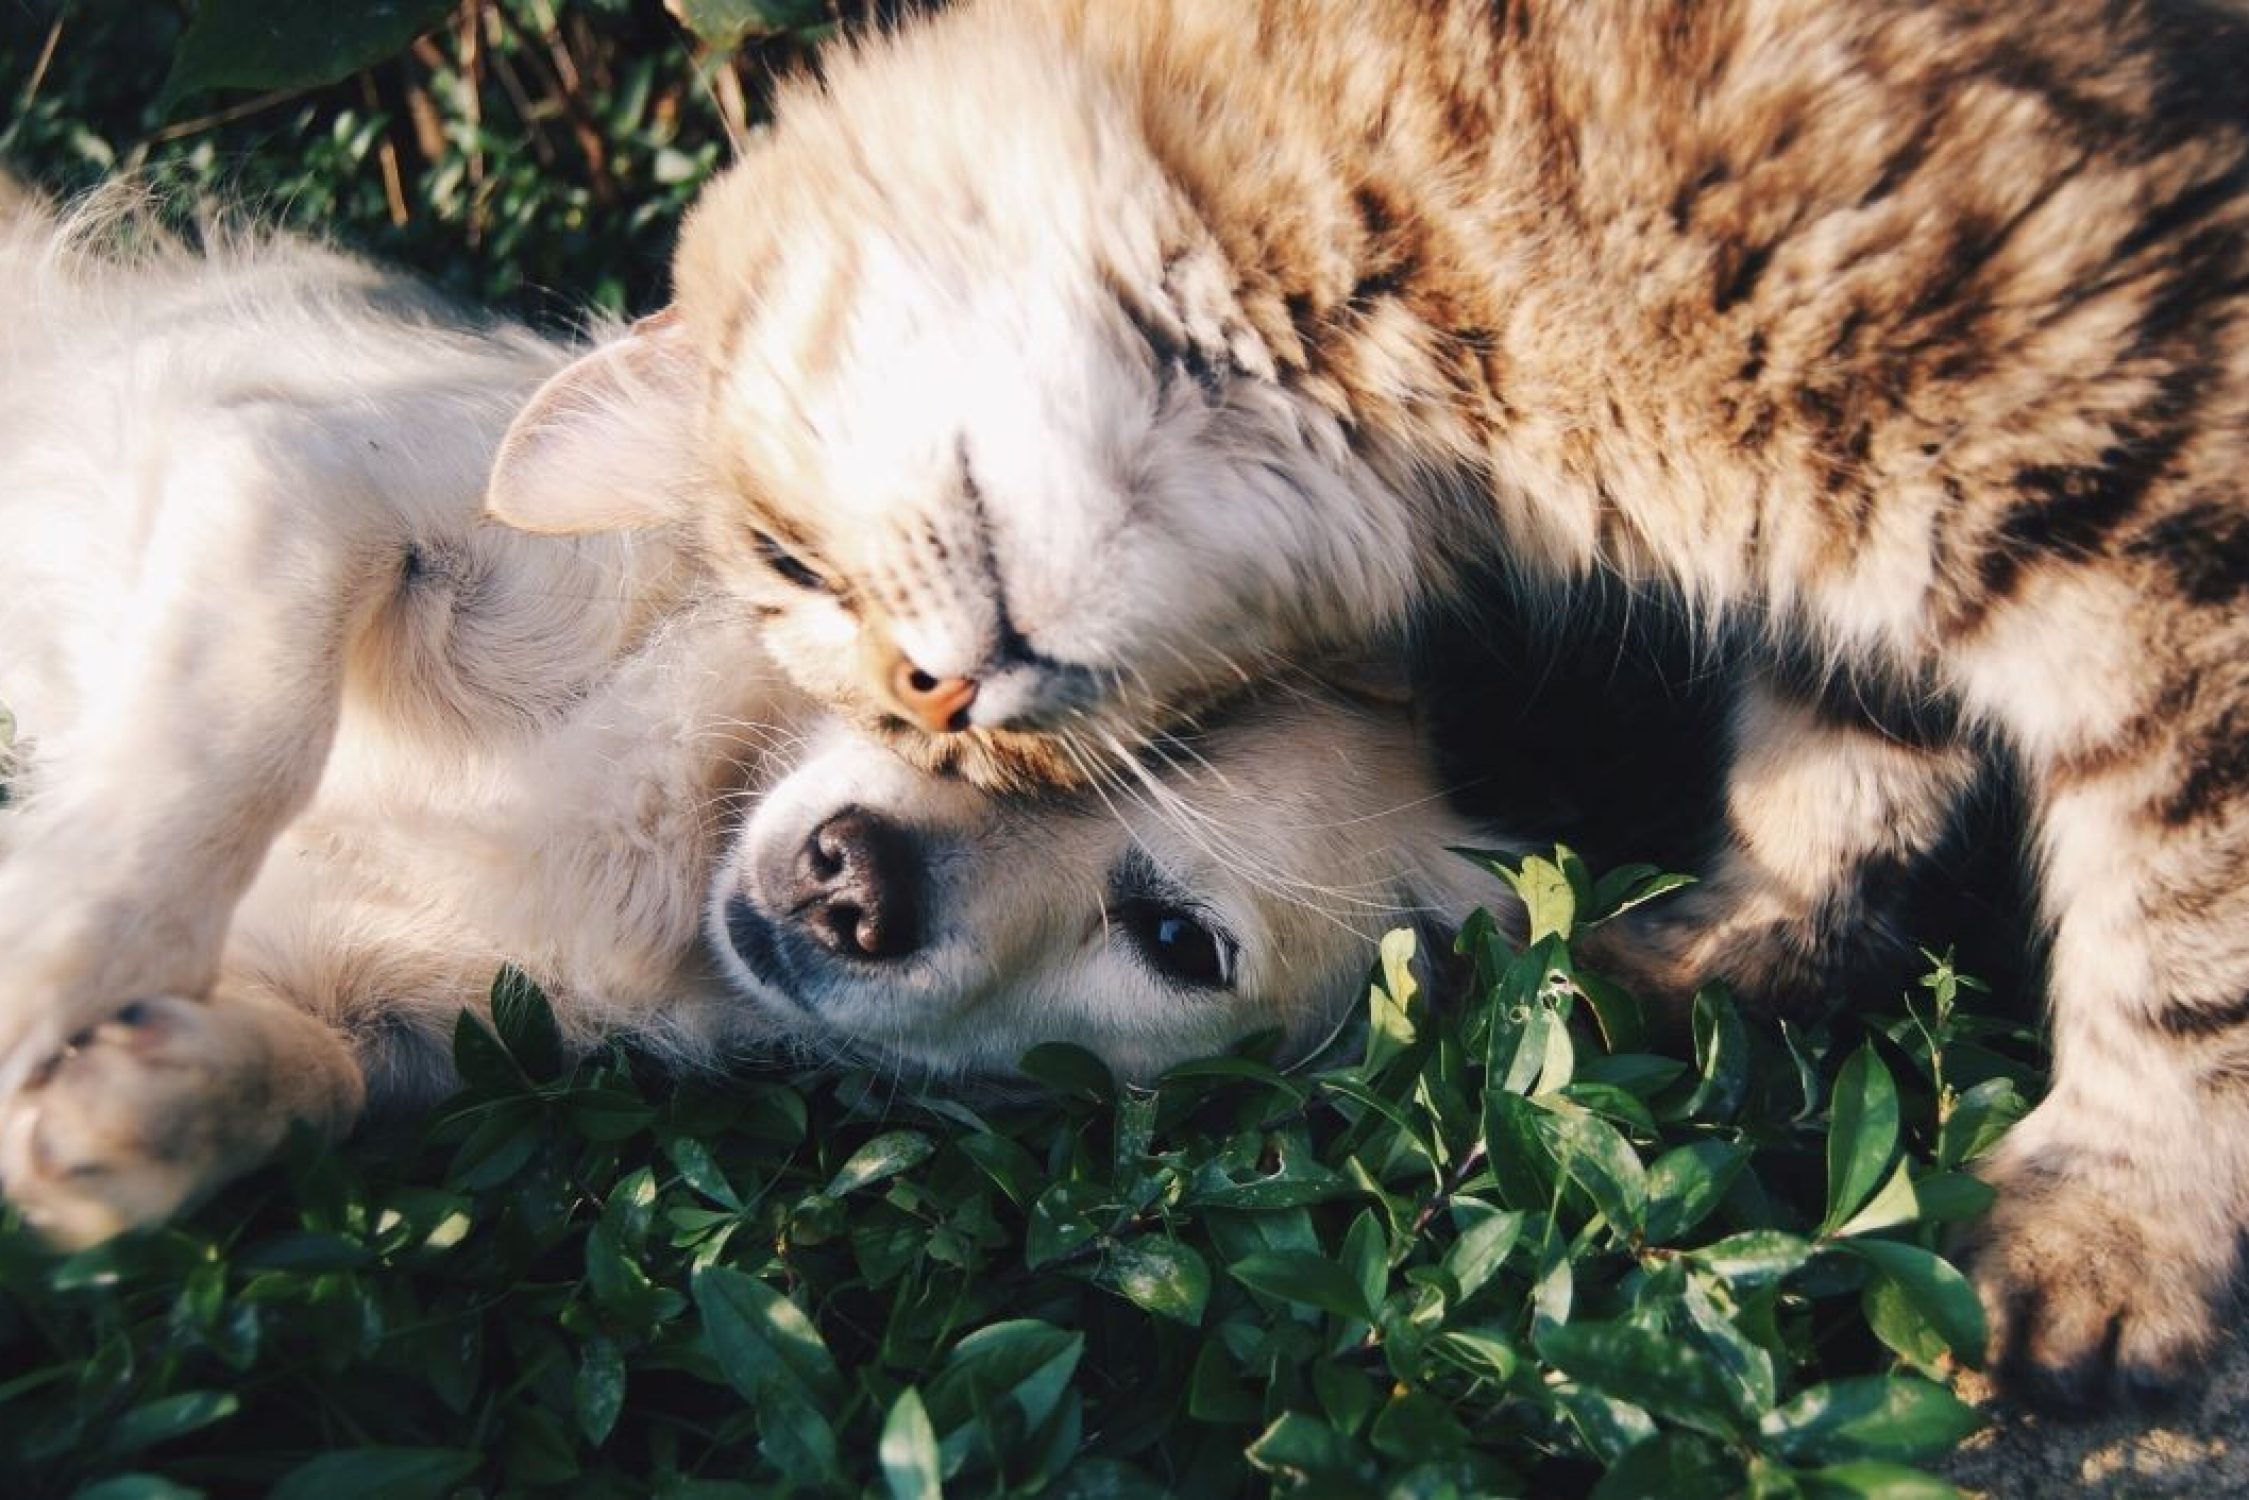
<box><xmin>1948</xmin><ymin>1338</ymin><xmax>2249</xmax><ymax>1497</ymax></box>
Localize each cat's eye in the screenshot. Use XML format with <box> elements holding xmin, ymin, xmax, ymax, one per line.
<box><xmin>752</xmin><ymin>529</ymin><xmax>828</xmax><ymax>592</ymax></box>
<box><xmin>1115</xmin><ymin>897</ymin><xmax>1237</xmax><ymax>991</ymax></box>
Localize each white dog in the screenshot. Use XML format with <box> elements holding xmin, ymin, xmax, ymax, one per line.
<box><xmin>0</xmin><ymin>191</ymin><xmax>1510</xmax><ymax>1247</ymax></box>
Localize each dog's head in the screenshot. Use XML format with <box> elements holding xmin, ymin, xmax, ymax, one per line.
<box><xmin>487</xmin><ymin>5</ymin><xmax>1433</xmax><ymax>791</ymax></box>
<box><xmin>708</xmin><ymin>681</ymin><xmax>1514</xmax><ymax>1082</ymax></box>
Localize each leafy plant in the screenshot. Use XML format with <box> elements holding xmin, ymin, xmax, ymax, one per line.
<box><xmin>2</xmin><ymin>1</ymin><xmax>837</xmax><ymax>321</ymax></box>
<box><xmin>0</xmin><ymin>850</ymin><xmax>2044</xmax><ymax>1497</ymax></box>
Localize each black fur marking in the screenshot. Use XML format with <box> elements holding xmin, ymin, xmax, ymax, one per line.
<box><xmin>1711</xmin><ymin>241</ymin><xmax>1773</xmax><ymax>313</ymax></box>
<box><xmin>1111</xmin><ymin>269</ymin><xmax>1229</xmax><ymax>397</ymax></box>
<box><xmin>1976</xmin><ymin>363</ymin><xmax>2207</xmax><ymax>602</ymax></box>
<box><xmin>1668</xmin><ymin>159</ymin><xmax>1731</xmax><ymax>232</ymax></box>
<box><xmin>2127</xmin><ymin>502</ymin><xmax>2249</xmax><ymax>608</ymax></box>
<box><xmin>2156</xmin><ymin>989</ymin><xmax>2249</xmax><ymax>1040</ymax></box>
<box><xmin>2158</xmin><ymin>708</ymin><xmax>2249</xmax><ymax>829</ymax></box>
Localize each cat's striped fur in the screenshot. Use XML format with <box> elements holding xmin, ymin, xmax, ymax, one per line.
<box><xmin>492</xmin><ymin>0</ymin><xmax>2249</xmax><ymax>1407</ymax></box>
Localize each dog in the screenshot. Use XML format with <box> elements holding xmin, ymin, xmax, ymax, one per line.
<box><xmin>0</xmin><ymin>189</ymin><xmax>1511</xmax><ymax>1247</ymax></box>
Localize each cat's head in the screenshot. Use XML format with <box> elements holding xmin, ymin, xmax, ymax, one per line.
<box><xmin>488</xmin><ymin>4</ymin><xmax>1420</xmax><ymax>790</ymax></box>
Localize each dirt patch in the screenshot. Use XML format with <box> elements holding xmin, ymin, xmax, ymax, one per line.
<box><xmin>1946</xmin><ymin>1338</ymin><xmax>2249</xmax><ymax>1497</ymax></box>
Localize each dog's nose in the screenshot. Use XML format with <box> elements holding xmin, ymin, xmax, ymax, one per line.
<box><xmin>787</xmin><ymin>807</ymin><xmax>922</xmax><ymax>961</ymax></box>
<box><xmin>890</xmin><ymin>657</ymin><xmax>978</xmax><ymax>735</ymax></box>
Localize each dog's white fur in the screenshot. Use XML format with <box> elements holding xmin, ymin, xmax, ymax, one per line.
<box><xmin>0</xmin><ymin>191</ymin><xmax>1510</xmax><ymax>1246</ymax></box>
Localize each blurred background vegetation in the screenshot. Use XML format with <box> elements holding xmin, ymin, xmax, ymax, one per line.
<box><xmin>0</xmin><ymin>0</ymin><xmax>883</xmax><ymax>325</ymax></box>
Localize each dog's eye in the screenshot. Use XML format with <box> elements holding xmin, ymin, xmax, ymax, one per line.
<box><xmin>752</xmin><ymin>530</ymin><xmax>828</xmax><ymax>592</ymax></box>
<box><xmin>1116</xmin><ymin>897</ymin><xmax>1236</xmax><ymax>991</ymax></box>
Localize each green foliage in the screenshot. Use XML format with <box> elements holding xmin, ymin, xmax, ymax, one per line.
<box><xmin>0</xmin><ymin>853</ymin><xmax>2045</xmax><ymax>1496</ymax></box>
<box><xmin>2</xmin><ymin>1</ymin><xmax>835</xmax><ymax>320</ymax></box>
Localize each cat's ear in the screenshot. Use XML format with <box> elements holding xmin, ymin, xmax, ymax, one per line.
<box><xmin>487</xmin><ymin>308</ymin><xmax>701</xmax><ymax>534</ymax></box>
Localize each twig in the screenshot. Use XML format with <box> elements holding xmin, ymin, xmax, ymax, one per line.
<box><xmin>457</xmin><ymin>1</ymin><xmax>488</xmax><ymax>247</ymax></box>
<box><xmin>360</xmin><ymin>72</ymin><xmax>411</xmax><ymax>227</ymax></box>
<box><xmin>481</xmin><ymin>10</ymin><xmax>557</xmax><ymax>167</ymax></box>
<box><xmin>145</xmin><ymin>85</ymin><xmax>316</xmax><ymax>145</ymax></box>
<box><xmin>15</xmin><ymin>11</ymin><xmax>62</xmax><ymax>116</ymax></box>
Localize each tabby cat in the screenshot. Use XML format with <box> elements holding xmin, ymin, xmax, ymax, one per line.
<box><xmin>491</xmin><ymin>0</ymin><xmax>2249</xmax><ymax>1407</ymax></box>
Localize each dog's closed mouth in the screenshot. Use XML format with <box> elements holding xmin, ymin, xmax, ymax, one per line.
<box><xmin>721</xmin><ymin>894</ymin><xmax>814</xmax><ymax>1012</ymax></box>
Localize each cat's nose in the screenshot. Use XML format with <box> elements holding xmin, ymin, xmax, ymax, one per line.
<box><xmin>890</xmin><ymin>657</ymin><xmax>978</xmax><ymax>735</ymax></box>
<box><xmin>785</xmin><ymin>807</ymin><xmax>922</xmax><ymax>961</ymax></box>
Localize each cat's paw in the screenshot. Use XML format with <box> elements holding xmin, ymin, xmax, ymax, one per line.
<box><xmin>1577</xmin><ymin>894</ymin><xmax>1826</xmax><ymax>1018</ymax></box>
<box><xmin>1963</xmin><ymin>1146</ymin><xmax>2236</xmax><ymax>1412</ymax></box>
<box><xmin>0</xmin><ymin>996</ymin><xmax>300</xmax><ymax>1248</ymax></box>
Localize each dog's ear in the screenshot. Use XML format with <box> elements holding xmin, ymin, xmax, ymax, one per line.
<box><xmin>1307</xmin><ymin>638</ymin><xmax>1417</xmax><ymax>710</ymax></box>
<box><xmin>487</xmin><ymin>308</ymin><xmax>700</xmax><ymax>534</ymax></box>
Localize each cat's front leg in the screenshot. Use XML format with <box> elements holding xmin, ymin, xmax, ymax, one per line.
<box><xmin>0</xmin><ymin>987</ymin><xmax>364</xmax><ymax>1246</ymax></box>
<box><xmin>1579</xmin><ymin>674</ymin><xmax>1980</xmax><ymax>1016</ymax></box>
<box><xmin>1965</xmin><ymin>746</ymin><xmax>2249</xmax><ymax>1408</ymax></box>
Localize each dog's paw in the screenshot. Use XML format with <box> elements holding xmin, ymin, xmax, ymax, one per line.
<box><xmin>0</xmin><ymin>996</ymin><xmax>299</xmax><ymax>1248</ymax></box>
<box><xmin>1962</xmin><ymin>1147</ymin><xmax>2235</xmax><ymax>1412</ymax></box>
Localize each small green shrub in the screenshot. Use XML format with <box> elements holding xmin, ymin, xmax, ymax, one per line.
<box><xmin>0</xmin><ymin>850</ymin><xmax>2042</xmax><ymax>1498</ymax></box>
<box><xmin>1</xmin><ymin>0</ymin><xmax>832</xmax><ymax>320</ymax></box>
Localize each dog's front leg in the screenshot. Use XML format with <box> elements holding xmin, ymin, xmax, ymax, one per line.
<box><xmin>0</xmin><ymin>411</ymin><xmax>404</xmax><ymax>1098</ymax></box>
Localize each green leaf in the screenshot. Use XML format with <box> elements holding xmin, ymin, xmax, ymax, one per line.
<box><xmin>489</xmin><ymin>967</ymin><xmax>563</xmax><ymax>1080</ymax></box>
<box><xmin>1535</xmin><ymin>1105</ymin><xmax>1648</xmax><ymax>1235</ymax></box>
<box><xmin>1801</xmin><ymin>1461</ymin><xmax>1964</xmax><ymax>1499</ymax></box>
<box><xmin>163</xmin><ymin>0</ymin><xmax>455</xmax><ymax>102</ymax></box>
<box><xmin>1537</xmin><ymin>1319</ymin><xmax>1747</xmax><ymax>1439</ymax></box>
<box><xmin>665</xmin><ymin>1136</ymin><xmax>744</xmax><ymax>1212</ymax></box>
<box><xmin>1832</xmin><ymin>1160</ymin><xmax>1922</xmax><ymax>1238</ymax></box>
<box><xmin>444</xmin><ymin>1101</ymin><xmax>541</xmax><ymax>1190</ymax></box>
<box><xmin>827</xmin><ymin>1130</ymin><xmax>936</xmax><ymax>1196</ymax></box>
<box><xmin>1504</xmin><ymin>851</ymin><xmax>1580</xmax><ymax>942</ymax></box>
<box><xmin>1823</xmin><ymin>1049</ymin><xmax>1901</xmax><ymax>1232</ymax></box>
<box><xmin>1440</xmin><ymin>1202</ymin><xmax>1524</xmax><ymax>1303</ymax></box>
<box><xmin>566</xmin><ymin>1087</ymin><xmax>657</xmax><ymax>1142</ymax></box>
<box><xmin>1368</xmin><ymin>1388</ymin><xmax>1469</xmax><ymax>1460</ymax></box>
<box><xmin>754</xmin><ymin>1380</ymin><xmax>842</xmax><ymax>1487</ymax></box>
<box><xmin>1836</xmin><ymin>1240</ymin><xmax>1986</xmax><ymax>1364</ymax></box>
<box><xmin>268</xmin><ymin>1449</ymin><xmax>480</xmax><ymax>1500</ymax></box>
<box><xmin>1907</xmin><ymin>1172</ymin><xmax>1995</xmax><ymax>1224</ymax></box>
<box><xmin>1340</xmin><ymin>1210</ymin><xmax>1388</xmax><ymax>1327</ymax></box>
<box><xmin>575</xmin><ymin>1333</ymin><xmax>625</xmax><ymax>1448</ymax></box>
<box><xmin>71</xmin><ymin>1478</ymin><xmax>207</xmax><ymax>1500</ymax></box>
<box><xmin>692</xmin><ymin>1265</ymin><xmax>843</xmax><ymax>1403</ymax></box>
<box><xmin>1693</xmin><ymin>1230</ymin><xmax>1816</xmax><ymax>1288</ymax></box>
<box><xmin>1759</xmin><ymin>1376</ymin><xmax>1983</xmax><ymax>1465</ymax></box>
<box><xmin>450</xmin><ymin>1011</ymin><xmax>526</xmax><ymax>1096</ymax></box>
<box><xmin>925</xmin><ymin>1320</ymin><xmax>1085</xmax><ymax>1440</ymax></box>
<box><xmin>109</xmin><ymin>1390</ymin><xmax>239</xmax><ymax>1454</ymax></box>
<box><xmin>1017</xmin><ymin>1043</ymin><xmax>1116</xmax><ymax>1102</ymax></box>
<box><xmin>1587</xmin><ymin>866</ymin><xmax>1697</xmax><ymax>925</ymax></box>
<box><xmin>1937</xmin><ymin>1077</ymin><xmax>2029</xmax><ymax>1169</ymax></box>
<box><xmin>957</xmin><ymin>1131</ymin><xmax>1046</xmax><ymax>1207</ymax></box>
<box><xmin>1863</xmin><ymin>1274</ymin><xmax>1952</xmax><ymax>1379</ymax></box>
<box><xmin>1093</xmin><ymin>1237</ymin><xmax>1210</xmax><ymax>1326</ymax></box>
<box><xmin>1643</xmin><ymin>1141</ymin><xmax>1750</xmax><ymax>1244</ymax></box>
<box><xmin>1367</xmin><ymin>926</ymin><xmax>1422</xmax><ymax>1071</ymax></box>
<box><xmin>880</xmin><ymin>1387</ymin><xmax>942</xmax><ymax>1500</ymax></box>
<box><xmin>1590</xmin><ymin>1431</ymin><xmax>1740</xmax><ymax>1500</ymax></box>
<box><xmin>668</xmin><ymin>0</ymin><xmax>828</xmax><ymax>49</ymax></box>
<box><xmin>1678</xmin><ymin>988</ymin><xmax>1750</xmax><ymax>1123</ymax></box>
<box><xmin>1229</xmin><ymin>1250</ymin><xmax>1375</xmax><ymax>1322</ymax></box>
<box><xmin>1245</xmin><ymin>1412</ymin><xmax>1375</xmax><ymax>1487</ymax></box>
<box><xmin>1026</xmin><ymin>1179</ymin><xmax>1109</xmax><ymax>1268</ymax></box>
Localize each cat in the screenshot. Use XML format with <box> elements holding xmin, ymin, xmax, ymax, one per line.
<box><xmin>0</xmin><ymin>186</ymin><xmax>1509</xmax><ymax>1247</ymax></box>
<box><xmin>489</xmin><ymin>0</ymin><xmax>2249</xmax><ymax>1407</ymax></box>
